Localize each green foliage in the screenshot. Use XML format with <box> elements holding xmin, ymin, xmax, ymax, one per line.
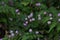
<box><xmin>0</xmin><ymin>0</ymin><xmax>60</xmax><ymax>40</ymax></box>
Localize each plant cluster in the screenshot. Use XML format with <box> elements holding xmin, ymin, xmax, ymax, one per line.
<box><xmin>0</xmin><ymin>0</ymin><xmax>60</xmax><ymax>40</ymax></box>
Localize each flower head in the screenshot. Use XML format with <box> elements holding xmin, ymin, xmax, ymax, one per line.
<box><xmin>58</xmin><ymin>13</ymin><xmax>60</xmax><ymax>16</ymax></box>
<box><xmin>16</xmin><ymin>9</ymin><xmax>19</xmax><ymax>13</ymax></box>
<box><xmin>36</xmin><ymin>3</ymin><xmax>41</xmax><ymax>6</ymax></box>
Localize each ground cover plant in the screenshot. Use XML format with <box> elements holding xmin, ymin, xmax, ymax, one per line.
<box><xmin>0</xmin><ymin>0</ymin><xmax>60</xmax><ymax>40</ymax></box>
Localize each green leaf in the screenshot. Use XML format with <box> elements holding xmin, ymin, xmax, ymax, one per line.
<box><xmin>40</xmin><ymin>4</ymin><xmax>47</xmax><ymax>10</ymax></box>
<box><xmin>42</xmin><ymin>17</ymin><xmax>50</xmax><ymax>24</ymax></box>
<box><xmin>21</xmin><ymin>2</ymin><xmax>29</xmax><ymax>6</ymax></box>
<box><xmin>49</xmin><ymin>7</ymin><xmax>58</xmax><ymax>16</ymax></box>
<box><xmin>48</xmin><ymin>21</ymin><xmax>57</xmax><ymax>33</ymax></box>
<box><xmin>56</xmin><ymin>23</ymin><xmax>60</xmax><ymax>32</ymax></box>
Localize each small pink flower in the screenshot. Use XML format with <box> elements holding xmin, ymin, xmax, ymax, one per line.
<box><xmin>58</xmin><ymin>13</ymin><xmax>60</xmax><ymax>16</ymax></box>
<box><xmin>47</xmin><ymin>21</ymin><xmax>51</xmax><ymax>24</ymax></box>
<box><xmin>11</xmin><ymin>33</ymin><xmax>14</xmax><ymax>37</ymax></box>
<box><xmin>58</xmin><ymin>18</ymin><xmax>60</xmax><ymax>22</ymax></box>
<box><xmin>23</xmin><ymin>23</ymin><xmax>27</xmax><ymax>26</ymax></box>
<box><xmin>8</xmin><ymin>35</ymin><xmax>11</xmax><ymax>38</ymax></box>
<box><xmin>30</xmin><ymin>12</ymin><xmax>33</xmax><ymax>17</ymax></box>
<box><xmin>38</xmin><ymin>17</ymin><xmax>41</xmax><ymax>20</ymax></box>
<box><xmin>29</xmin><ymin>29</ymin><xmax>32</xmax><ymax>32</ymax></box>
<box><xmin>10</xmin><ymin>30</ymin><xmax>13</xmax><ymax>33</ymax></box>
<box><xmin>28</xmin><ymin>15</ymin><xmax>31</xmax><ymax>18</ymax></box>
<box><xmin>44</xmin><ymin>12</ymin><xmax>47</xmax><ymax>14</ymax></box>
<box><xmin>50</xmin><ymin>17</ymin><xmax>53</xmax><ymax>20</ymax></box>
<box><xmin>32</xmin><ymin>18</ymin><xmax>35</xmax><ymax>21</ymax></box>
<box><xmin>25</xmin><ymin>21</ymin><xmax>28</xmax><ymax>24</ymax></box>
<box><xmin>49</xmin><ymin>13</ymin><xmax>52</xmax><ymax>17</ymax></box>
<box><xmin>36</xmin><ymin>3</ymin><xmax>41</xmax><ymax>6</ymax></box>
<box><xmin>0</xmin><ymin>39</ymin><xmax>2</xmax><ymax>40</ymax></box>
<box><xmin>15</xmin><ymin>30</ymin><xmax>18</xmax><ymax>34</ymax></box>
<box><xmin>35</xmin><ymin>31</ymin><xmax>39</xmax><ymax>34</ymax></box>
<box><xmin>29</xmin><ymin>19</ymin><xmax>32</xmax><ymax>22</ymax></box>
<box><xmin>16</xmin><ymin>9</ymin><xmax>19</xmax><ymax>13</ymax></box>
<box><xmin>25</xmin><ymin>18</ymin><xmax>28</xmax><ymax>20</ymax></box>
<box><xmin>17</xmin><ymin>12</ymin><xmax>20</xmax><ymax>15</ymax></box>
<box><xmin>28</xmin><ymin>12</ymin><xmax>33</xmax><ymax>18</ymax></box>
